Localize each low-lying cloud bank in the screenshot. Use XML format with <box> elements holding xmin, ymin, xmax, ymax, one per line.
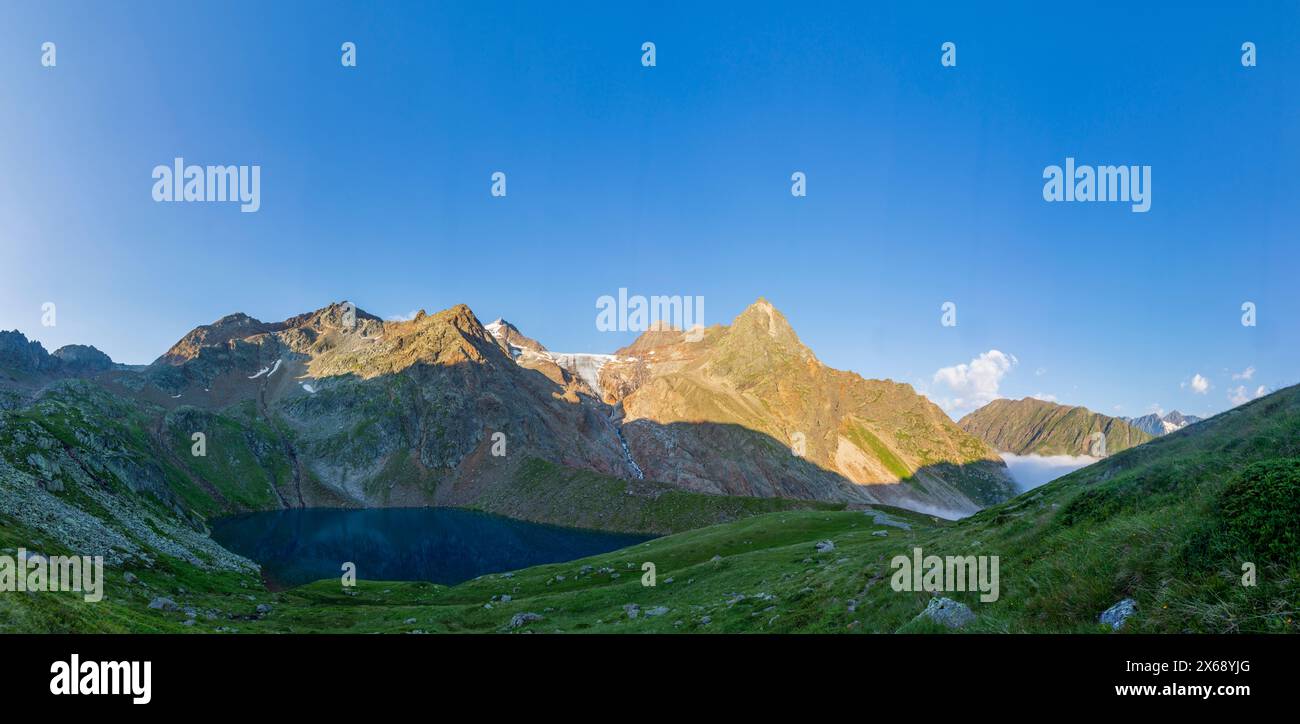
<box><xmin>999</xmin><ymin>453</ymin><xmax>1098</xmax><ymax>492</ymax></box>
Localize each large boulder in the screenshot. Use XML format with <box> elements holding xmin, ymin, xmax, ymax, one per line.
<box><xmin>914</xmin><ymin>596</ymin><xmax>975</xmax><ymax>629</ymax></box>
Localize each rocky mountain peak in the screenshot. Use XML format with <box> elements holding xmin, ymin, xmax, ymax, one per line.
<box><xmin>485</xmin><ymin>318</ymin><xmax>547</xmax><ymax>355</ymax></box>
<box><xmin>0</xmin><ymin>331</ymin><xmax>114</xmax><ymax>382</ymax></box>
<box><xmin>730</xmin><ymin>298</ymin><xmax>801</xmax><ymax>342</ymax></box>
<box><xmin>717</xmin><ymin>298</ymin><xmax>817</xmax><ymax>369</ymax></box>
<box><xmin>52</xmin><ymin>344</ymin><xmax>114</xmax><ymax>373</ymax></box>
<box><xmin>0</xmin><ymin>330</ymin><xmax>57</xmax><ymax>373</ymax></box>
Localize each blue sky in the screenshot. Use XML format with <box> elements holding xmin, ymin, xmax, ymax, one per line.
<box><xmin>1</xmin><ymin>1</ymin><xmax>1296</xmax><ymax>420</ymax></box>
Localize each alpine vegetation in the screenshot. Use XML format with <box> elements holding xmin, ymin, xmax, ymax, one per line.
<box><xmin>151</xmin><ymin>157</ymin><xmax>261</xmax><ymax>212</ymax></box>
<box><xmin>1042</xmin><ymin>157</ymin><xmax>1151</xmax><ymax>212</ymax></box>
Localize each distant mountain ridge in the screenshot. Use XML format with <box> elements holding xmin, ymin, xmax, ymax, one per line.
<box><xmin>1124</xmin><ymin>410</ymin><xmax>1204</xmax><ymax>436</ymax></box>
<box><xmin>0</xmin><ymin>330</ymin><xmax>116</xmax><ymax>408</ymax></box>
<box><xmin>958</xmin><ymin>397</ymin><xmax>1153</xmax><ymax>457</ymax></box>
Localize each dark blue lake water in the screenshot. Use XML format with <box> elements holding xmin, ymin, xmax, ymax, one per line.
<box><xmin>209</xmin><ymin>507</ymin><xmax>652</xmax><ymax>589</ymax></box>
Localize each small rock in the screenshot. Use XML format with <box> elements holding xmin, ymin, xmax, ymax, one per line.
<box><xmin>623</xmin><ymin>603</ymin><xmax>640</xmax><ymax>619</ymax></box>
<box><xmin>1099</xmin><ymin>598</ymin><xmax>1137</xmax><ymax>630</ymax></box>
<box><xmin>644</xmin><ymin>606</ymin><xmax>669</xmax><ymax>617</ymax></box>
<box><xmin>255</xmin><ymin>603</ymin><xmax>272</xmax><ymax>615</ymax></box>
<box><xmin>871</xmin><ymin>530</ymin><xmax>889</xmax><ymax>537</ymax></box>
<box><xmin>815</xmin><ymin>540</ymin><xmax>835</xmax><ymax>553</ymax></box>
<box><xmin>500</xmin><ymin>594</ymin><xmax>512</xmax><ymax>603</ymax></box>
<box><xmin>148</xmin><ymin>597</ymin><xmax>178</xmax><ymax>611</ymax></box>
<box><xmin>700</xmin><ymin>616</ymin><xmax>712</xmax><ymax>625</ymax></box>
<box><xmin>404</xmin><ymin>618</ymin><xmax>417</xmax><ymax>625</ymax></box>
<box><xmin>124</xmin><ymin>572</ymin><xmax>138</xmax><ymax>584</ymax></box>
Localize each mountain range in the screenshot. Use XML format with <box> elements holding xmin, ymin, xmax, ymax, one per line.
<box><xmin>0</xmin><ymin>298</ymin><xmax>1014</xmax><ymax>550</ymax></box>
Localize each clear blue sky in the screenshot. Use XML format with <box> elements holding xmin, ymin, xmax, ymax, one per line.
<box><xmin>1</xmin><ymin>1</ymin><xmax>1296</xmax><ymax>420</ymax></box>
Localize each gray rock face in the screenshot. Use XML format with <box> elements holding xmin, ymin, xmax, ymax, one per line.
<box><xmin>148</xmin><ymin>597</ymin><xmax>178</xmax><ymax>611</ymax></box>
<box><xmin>255</xmin><ymin>603</ymin><xmax>273</xmax><ymax>615</ymax></box>
<box><xmin>508</xmin><ymin>612</ymin><xmax>543</xmax><ymax>629</ymax></box>
<box><xmin>1099</xmin><ymin>598</ymin><xmax>1137</xmax><ymax>630</ymax></box>
<box><xmin>623</xmin><ymin>603</ymin><xmax>640</xmax><ymax>619</ymax></box>
<box><xmin>52</xmin><ymin>345</ymin><xmax>114</xmax><ymax>374</ymax></box>
<box><xmin>915</xmin><ymin>596</ymin><xmax>975</xmax><ymax>629</ymax></box>
<box><xmin>815</xmin><ymin>540</ymin><xmax>835</xmax><ymax>553</ymax></box>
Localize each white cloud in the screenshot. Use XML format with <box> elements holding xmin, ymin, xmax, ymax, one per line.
<box><xmin>1185</xmin><ymin>373</ymin><xmax>1210</xmax><ymax>394</ymax></box>
<box><xmin>1000</xmin><ymin>453</ymin><xmax>1098</xmax><ymax>492</ymax></box>
<box><xmin>1232</xmin><ymin>366</ymin><xmax>1256</xmax><ymax>381</ymax></box>
<box><xmin>1228</xmin><ymin>384</ymin><xmax>1268</xmax><ymax>406</ymax></box>
<box><xmin>929</xmin><ymin>350</ymin><xmax>1017</xmax><ymax>416</ymax></box>
<box><xmin>1031</xmin><ymin>392</ymin><xmax>1057</xmax><ymax>402</ymax></box>
<box><xmin>1034</xmin><ymin>367</ymin><xmax>1047</xmax><ymax>377</ymax></box>
<box><xmin>386</xmin><ymin>310</ymin><xmax>420</xmax><ymax>322</ymax></box>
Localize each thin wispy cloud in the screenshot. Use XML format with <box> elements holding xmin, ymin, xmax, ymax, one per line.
<box><xmin>1228</xmin><ymin>384</ymin><xmax>1268</xmax><ymax>406</ymax></box>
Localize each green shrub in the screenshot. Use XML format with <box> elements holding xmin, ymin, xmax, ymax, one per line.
<box><xmin>1218</xmin><ymin>457</ymin><xmax>1300</xmax><ymax>564</ymax></box>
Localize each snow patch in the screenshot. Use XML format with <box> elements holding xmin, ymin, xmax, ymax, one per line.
<box><xmin>549</xmin><ymin>353</ymin><xmax>617</xmax><ymax>397</ymax></box>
